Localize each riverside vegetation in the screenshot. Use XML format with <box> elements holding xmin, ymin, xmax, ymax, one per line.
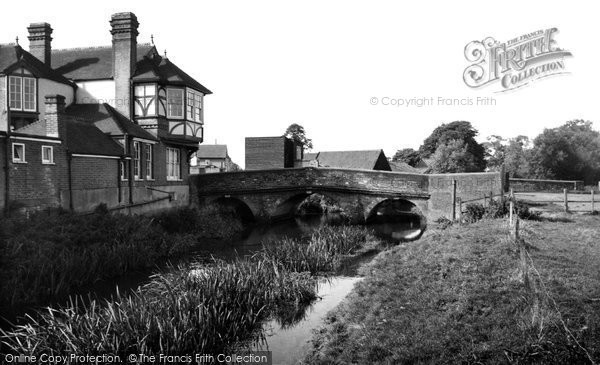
<box><xmin>305</xmin><ymin>211</ymin><xmax>600</xmax><ymax>364</ymax></box>
<box><xmin>0</xmin><ymin>205</ymin><xmax>244</xmax><ymax>313</ymax></box>
<box><xmin>0</xmin><ymin>223</ymin><xmax>379</xmax><ymax>356</ymax></box>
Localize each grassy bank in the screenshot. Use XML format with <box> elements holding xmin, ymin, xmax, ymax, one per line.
<box><xmin>305</xmin><ymin>215</ymin><xmax>600</xmax><ymax>364</ymax></box>
<box><xmin>1</xmin><ymin>225</ymin><xmax>376</xmax><ymax>356</ymax></box>
<box><xmin>0</xmin><ymin>206</ymin><xmax>244</xmax><ymax>312</ymax></box>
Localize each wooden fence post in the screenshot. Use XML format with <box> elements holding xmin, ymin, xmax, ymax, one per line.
<box><xmin>509</xmin><ymin>189</ymin><xmax>514</xmax><ymax>226</ymax></box>
<box><xmin>452</xmin><ymin>180</ymin><xmax>457</xmax><ymax>221</ymax></box>
<box><xmin>592</xmin><ymin>189</ymin><xmax>595</xmax><ymax>213</ymax></box>
<box><xmin>564</xmin><ymin>188</ymin><xmax>569</xmax><ymax>212</ymax></box>
<box><xmin>457</xmin><ymin>198</ymin><xmax>462</xmax><ymax>223</ymax></box>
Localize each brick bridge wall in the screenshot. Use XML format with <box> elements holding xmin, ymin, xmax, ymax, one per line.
<box><xmin>190</xmin><ymin>167</ymin><xmax>503</xmax><ymax>223</ymax></box>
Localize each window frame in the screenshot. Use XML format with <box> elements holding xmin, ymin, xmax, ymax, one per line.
<box><xmin>166</xmin><ymin>88</ymin><xmax>184</xmax><ymax>119</ymax></box>
<box><xmin>12</xmin><ymin>143</ymin><xmax>26</xmax><ymax>163</ymax></box>
<box><xmin>145</xmin><ymin>144</ymin><xmax>154</xmax><ymax>180</ymax></box>
<box><xmin>186</xmin><ymin>88</ymin><xmax>203</xmax><ymax>123</ymax></box>
<box><xmin>166</xmin><ymin>147</ymin><xmax>181</xmax><ymax>180</ymax></box>
<box><xmin>133</xmin><ymin>141</ymin><xmax>142</xmax><ymax>180</ymax></box>
<box><xmin>134</xmin><ymin>83</ymin><xmax>157</xmax><ymax>117</ymax></box>
<box><xmin>120</xmin><ymin>160</ymin><xmax>129</xmax><ymax>181</ymax></box>
<box><xmin>41</xmin><ymin>145</ymin><xmax>54</xmax><ymax>164</ymax></box>
<box><xmin>9</xmin><ymin>76</ymin><xmax>37</xmax><ymax>112</ymax></box>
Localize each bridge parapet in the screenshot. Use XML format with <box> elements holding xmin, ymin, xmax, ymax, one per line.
<box><xmin>190</xmin><ymin>167</ymin><xmax>430</xmax><ymax>197</ymax></box>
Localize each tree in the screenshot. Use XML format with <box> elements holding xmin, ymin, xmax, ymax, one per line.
<box><xmin>503</xmin><ymin>136</ymin><xmax>532</xmax><ymax>178</ymax></box>
<box><xmin>419</xmin><ymin>121</ymin><xmax>486</xmax><ymax>171</ymax></box>
<box><xmin>392</xmin><ymin>148</ymin><xmax>422</xmax><ymax>167</ymax></box>
<box><xmin>285</xmin><ymin>123</ymin><xmax>313</xmax><ymax>150</ymax></box>
<box><xmin>483</xmin><ymin>135</ymin><xmax>506</xmax><ymax>171</ymax></box>
<box><xmin>529</xmin><ymin>120</ymin><xmax>600</xmax><ymax>183</ymax></box>
<box><xmin>428</xmin><ymin>139</ymin><xmax>481</xmax><ymax>173</ymax></box>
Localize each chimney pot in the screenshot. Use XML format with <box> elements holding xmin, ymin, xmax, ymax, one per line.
<box><xmin>27</xmin><ymin>22</ymin><xmax>53</xmax><ymax>66</ymax></box>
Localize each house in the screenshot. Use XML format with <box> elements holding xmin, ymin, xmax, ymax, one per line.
<box><xmin>0</xmin><ymin>13</ymin><xmax>211</xmax><ymax>213</ymax></box>
<box><xmin>190</xmin><ymin>144</ymin><xmax>232</xmax><ymax>174</ymax></box>
<box><xmin>388</xmin><ymin>160</ymin><xmax>422</xmax><ymax>173</ymax></box>
<box><xmin>245</xmin><ymin>136</ymin><xmax>303</xmax><ymax>170</ymax></box>
<box><xmin>303</xmin><ymin>150</ymin><xmax>392</xmax><ymax>171</ymax></box>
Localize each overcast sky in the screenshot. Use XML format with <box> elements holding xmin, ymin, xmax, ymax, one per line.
<box><xmin>3</xmin><ymin>1</ymin><xmax>598</xmax><ymax>166</ymax></box>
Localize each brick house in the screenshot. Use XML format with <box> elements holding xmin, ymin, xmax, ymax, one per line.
<box><xmin>245</xmin><ymin>136</ymin><xmax>304</xmax><ymax>170</ymax></box>
<box><xmin>0</xmin><ymin>12</ymin><xmax>211</xmax><ymax>213</ymax></box>
<box><xmin>190</xmin><ymin>144</ymin><xmax>232</xmax><ymax>174</ymax></box>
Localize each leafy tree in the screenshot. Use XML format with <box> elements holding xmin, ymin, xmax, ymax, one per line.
<box><xmin>420</xmin><ymin>121</ymin><xmax>486</xmax><ymax>171</ymax></box>
<box><xmin>392</xmin><ymin>148</ymin><xmax>422</xmax><ymax>167</ymax></box>
<box><xmin>285</xmin><ymin>123</ymin><xmax>313</xmax><ymax>150</ymax></box>
<box><xmin>428</xmin><ymin>139</ymin><xmax>481</xmax><ymax>173</ymax></box>
<box><xmin>529</xmin><ymin>120</ymin><xmax>600</xmax><ymax>183</ymax></box>
<box><xmin>483</xmin><ymin>135</ymin><xmax>506</xmax><ymax>171</ymax></box>
<box><xmin>503</xmin><ymin>136</ymin><xmax>532</xmax><ymax>178</ymax></box>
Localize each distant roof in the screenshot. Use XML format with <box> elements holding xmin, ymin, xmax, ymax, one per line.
<box><xmin>65</xmin><ymin>120</ymin><xmax>124</xmax><ymax>156</ymax></box>
<box><xmin>52</xmin><ymin>44</ymin><xmax>154</xmax><ymax>80</ymax></box>
<box><xmin>389</xmin><ymin>160</ymin><xmax>422</xmax><ymax>173</ymax></box>
<box><xmin>65</xmin><ymin>103</ymin><xmax>157</xmax><ymax>141</ymax></box>
<box><xmin>306</xmin><ymin>150</ymin><xmax>391</xmax><ymax>171</ymax></box>
<box><xmin>0</xmin><ymin>44</ymin><xmax>75</xmax><ymax>86</ymax></box>
<box><xmin>196</xmin><ymin>144</ymin><xmax>228</xmax><ymax>158</ymax></box>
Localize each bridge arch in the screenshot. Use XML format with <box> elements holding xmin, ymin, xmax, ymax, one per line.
<box><xmin>211</xmin><ymin>196</ymin><xmax>256</xmax><ymax>223</ymax></box>
<box><xmin>366</xmin><ymin>198</ymin><xmax>427</xmax><ymax>230</ymax></box>
<box><xmin>271</xmin><ymin>192</ymin><xmax>343</xmax><ymax>221</ymax></box>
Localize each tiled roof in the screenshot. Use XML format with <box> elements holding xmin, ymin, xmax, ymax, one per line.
<box><xmin>66</xmin><ymin>120</ymin><xmax>124</xmax><ymax>156</ymax></box>
<box><xmin>0</xmin><ymin>44</ymin><xmax>75</xmax><ymax>86</ymax></box>
<box><xmin>64</xmin><ymin>103</ymin><xmax>158</xmax><ymax>141</ymax></box>
<box><xmin>196</xmin><ymin>144</ymin><xmax>228</xmax><ymax>158</ymax></box>
<box><xmin>133</xmin><ymin>55</ymin><xmax>212</xmax><ymax>94</ymax></box>
<box><xmin>51</xmin><ymin>44</ymin><xmax>155</xmax><ymax>80</ymax></box>
<box><xmin>305</xmin><ymin>150</ymin><xmax>391</xmax><ymax>171</ymax></box>
<box><xmin>389</xmin><ymin>160</ymin><xmax>422</xmax><ymax>173</ymax></box>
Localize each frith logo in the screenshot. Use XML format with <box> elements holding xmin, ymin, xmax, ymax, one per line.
<box><xmin>463</xmin><ymin>28</ymin><xmax>572</xmax><ymax>92</ymax></box>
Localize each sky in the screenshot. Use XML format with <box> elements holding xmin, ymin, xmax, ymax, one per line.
<box><xmin>2</xmin><ymin>1</ymin><xmax>598</xmax><ymax>167</ymax></box>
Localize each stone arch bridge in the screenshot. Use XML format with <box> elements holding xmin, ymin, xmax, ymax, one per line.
<box><xmin>190</xmin><ymin>167</ymin><xmax>504</xmax><ymax>225</ymax></box>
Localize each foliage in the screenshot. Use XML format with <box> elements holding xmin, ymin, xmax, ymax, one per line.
<box><xmin>428</xmin><ymin>139</ymin><xmax>483</xmax><ymax>173</ymax></box>
<box><xmin>462</xmin><ymin>199</ymin><xmax>540</xmax><ymax>224</ymax></box>
<box><xmin>462</xmin><ymin>202</ymin><xmax>486</xmax><ymax>223</ymax></box>
<box><xmin>0</xmin><ymin>206</ymin><xmax>244</xmax><ymax>311</ymax></box>
<box><xmin>419</xmin><ymin>121</ymin><xmax>486</xmax><ymax>171</ymax></box>
<box><xmin>392</xmin><ymin>148</ymin><xmax>422</xmax><ymax>167</ymax></box>
<box><xmin>529</xmin><ymin>120</ymin><xmax>600</xmax><ymax>184</ymax></box>
<box><xmin>285</xmin><ymin>123</ymin><xmax>313</xmax><ymax>150</ymax></box>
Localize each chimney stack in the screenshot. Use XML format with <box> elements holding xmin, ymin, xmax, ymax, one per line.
<box><xmin>110</xmin><ymin>12</ymin><xmax>138</xmax><ymax>119</ymax></box>
<box><xmin>27</xmin><ymin>23</ymin><xmax>53</xmax><ymax>66</ymax></box>
<box><xmin>45</xmin><ymin>95</ymin><xmax>66</xmax><ymax>138</ymax></box>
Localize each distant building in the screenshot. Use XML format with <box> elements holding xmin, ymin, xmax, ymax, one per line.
<box><xmin>190</xmin><ymin>144</ymin><xmax>232</xmax><ymax>174</ymax></box>
<box><xmin>245</xmin><ymin>136</ymin><xmax>303</xmax><ymax>170</ymax></box>
<box><xmin>303</xmin><ymin>150</ymin><xmax>391</xmax><ymax>171</ymax></box>
<box><xmin>388</xmin><ymin>160</ymin><xmax>422</xmax><ymax>173</ymax></box>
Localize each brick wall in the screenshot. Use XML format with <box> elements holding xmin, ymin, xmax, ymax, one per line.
<box><xmin>5</xmin><ymin>138</ymin><xmax>67</xmax><ymax>210</ymax></box>
<box><xmin>245</xmin><ymin>137</ymin><xmax>287</xmax><ymax>170</ymax></box>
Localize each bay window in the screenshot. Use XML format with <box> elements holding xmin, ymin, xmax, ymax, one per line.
<box><xmin>134</xmin><ymin>84</ymin><xmax>156</xmax><ymax>117</ymax></box>
<box><xmin>9</xmin><ymin>76</ymin><xmax>36</xmax><ymax>111</ymax></box>
<box><xmin>186</xmin><ymin>89</ymin><xmax>202</xmax><ymax>122</ymax></box>
<box><xmin>166</xmin><ymin>147</ymin><xmax>181</xmax><ymax>180</ymax></box>
<box><xmin>167</xmin><ymin>88</ymin><xmax>184</xmax><ymax>118</ymax></box>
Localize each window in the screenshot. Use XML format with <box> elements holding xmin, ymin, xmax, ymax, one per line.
<box><xmin>133</xmin><ymin>141</ymin><xmax>142</xmax><ymax>180</ymax></box>
<box><xmin>204</xmin><ymin>159</ymin><xmax>211</xmax><ymax>166</ymax></box>
<box><xmin>41</xmin><ymin>146</ymin><xmax>54</xmax><ymax>164</ymax></box>
<box><xmin>12</xmin><ymin>143</ymin><xmax>26</xmax><ymax>163</ymax></box>
<box><xmin>134</xmin><ymin>84</ymin><xmax>156</xmax><ymax>117</ymax></box>
<box><xmin>9</xmin><ymin>76</ymin><xmax>36</xmax><ymax>111</ymax></box>
<box><xmin>186</xmin><ymin>89</ymin><xmax>202</xmax><ymax>122</ymax></box>
<box><xmin>167</xmin><ymin>88</ymin><xmax>184</xmax><ymax>118</ymax></box>
<box><xmin>145</xmin><ymin>144</ymin><xmax>154</xmax><ymax>179</ymax></box>
<box><xmin>166</xmin><ymin>147</ymin><xmax>181</xmax><ymax>180</ymax></box>
<box><xmin>120</xmin><ymin>160</ymin><xmax>129</xmax><ymax>181</ymax></box>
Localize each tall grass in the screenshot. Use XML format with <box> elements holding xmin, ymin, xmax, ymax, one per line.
<box><xmin>261</xmin><ymin>225</ymin><xmax>373</xmax><ymax>274</ymax></box>
<box><xmin>0</xmin><ymin>206</ymin><xmax>244</xmax><ymax>311</ymax></box>
<box><xmin>1</xmin><ymin>259</ymin><xmax>316</xmax><ymax>355</ymax></box>
<box><xmin>1</xmin><ymin>225</ymin><xmax>375</xmax><ymax>356</ymax></box>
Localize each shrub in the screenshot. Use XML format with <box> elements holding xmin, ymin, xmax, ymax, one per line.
<box><xmin>463</xmin><ymin>203</ymin><xmax>485</xmax><ymax>223</ymax></box>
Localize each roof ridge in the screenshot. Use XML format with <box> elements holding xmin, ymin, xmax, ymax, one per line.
<box><xmin>53</xmin><ymin>43</ymin><xmax>153</xmax><ymax>52</ymax></box>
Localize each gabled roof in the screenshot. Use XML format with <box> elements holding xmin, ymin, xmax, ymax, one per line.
<box><xmin>389</xmin><ymin>160</ymin><xmax>422</xmax><ymax>173</ymax></box>
<box><xmin>0</xmin><ymin>44</ymin><xmax>76</xmax><ymax>86</ymax></box>
<box><xmin>64</xmin><ymin>103</ymin><xmax>158</xmax><ymax>141</ymax></box>
<box><xmin>51</xmin><ymin>44</ymin><xmax>155</xmax><ymax>80</ymax></box>
<box><xmin>196</xmin><ymin>144</ymin><xmax>228</xmax><ymax>158</ymax></box>
<box><xmin>133</xmin><ymin>54</ymin><xmax>212</xmax><ymax>94</ymax></box>
<box><xmin>66</xmin><ymin>120</ymin><xmax>124</xmax><ymax>156</ymax></box>
<box><xmin>305</xmin><ymin>150</ymin><xmax>391</xmax><ymax>171</ymax></box>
